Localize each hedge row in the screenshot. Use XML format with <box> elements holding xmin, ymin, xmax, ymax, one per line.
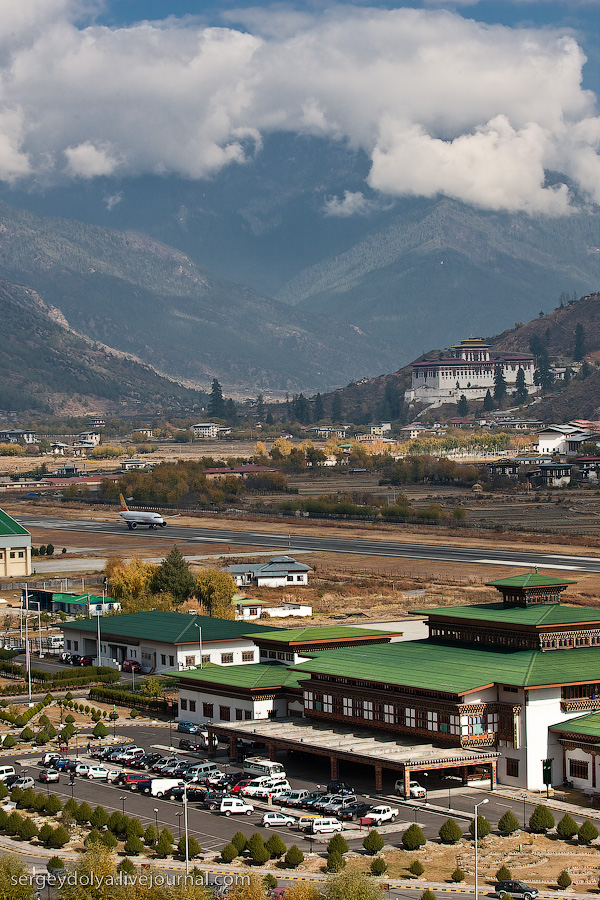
<box><xmin>89</xmin><ymin>686</ymin><xmax>172</xmax><ymax>713</ymax></box>
<box><xmin>0</xmin><ymin>694</ymin><xmax>52</xmax><ymax>726</ymax></box>
<box><xmin>0</xmin><ymin>667</ymin><xmax>120</xmax><ymax>697</ymax></box>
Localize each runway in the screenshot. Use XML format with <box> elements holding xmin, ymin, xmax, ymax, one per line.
<box><xmin>15</xmin><ymin>514</ymin><xmax>600</xmax><ymax>573</ymax></box>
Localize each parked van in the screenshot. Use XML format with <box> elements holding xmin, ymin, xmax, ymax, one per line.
<box><xmin>297</xmin><ymin>815</ymin><xmax>320</xmax><ymax>831</ymax></box>
<box><xmin>242</xmin><ymin>757</ymin><xmax>285</xmax><ymax>778</ymax></box>
<box><xmin>241</xmin><ymin>775</ymin><xmax>280</xmax><ymax>796</ymax></box>
<box><xmin>309</xmin><ymin>817</ymin><xmax>343</xmax><ymax>834</ymax></box>
<box><xmin>143</xmin><ymin>778</ymin><xmax>183</xmax><ymax>798</ymax></box>
<box><xmin>47</xmin><ymin>635</ymin><xmax>64</xmax><ymax>649</ymax></box>
<box><xmin>219</xmin><ymin>797</ymin><xmax>254</xmax><ymax>817</ymax></box>
<box><xmin>0</xmin><ymin>765</ymin><xmax>16</xmax><ymax>781</ymax></box>
<box><xmin>186</xmin><ymin>762</ymin><xmax>220</xmax><ymax>781</ymax></box>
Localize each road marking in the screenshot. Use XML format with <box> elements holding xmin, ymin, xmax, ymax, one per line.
<box><xmin>477</xmin><ymin>559</ymin><xmax>584</xmax><ymax>571</ymax></box>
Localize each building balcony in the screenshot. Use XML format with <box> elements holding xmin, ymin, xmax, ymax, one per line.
<box><xmin>460</xmin><ymin>732</ymin><xmax>497</xmax><ymax>749</ymax></box>
<box><xmin>561</xmin><ymin>699</ymin><xmax>600</xmax><ymax>713</ymax></box>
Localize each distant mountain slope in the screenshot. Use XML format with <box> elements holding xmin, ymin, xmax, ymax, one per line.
<box><xmin>0</xmin><ymin>278</ymin><xmax>205</xmax><ymax>414</ymax></box>
<box><xmin>277</xmin><ymin>199</ymin><xmax>600</xmax><ymax>363</ymax></box>
<box><xmin>0</xmin><ymin>201</ymin><xmax>397</xmax><ymax>393</ymax></box>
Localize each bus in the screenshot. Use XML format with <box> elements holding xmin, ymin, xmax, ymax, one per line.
<box><xmin>242</xmin><ymin>757</ymin><xmax>286</xmax><ymax>778</ymax></box>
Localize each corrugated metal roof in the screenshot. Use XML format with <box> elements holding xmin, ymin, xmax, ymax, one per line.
<box><xmin>172</xmin><ymin>663</ymin><xmax>308</xmax><ymax>691</ymax></box>
<box><xmin>247</xmin><ymin>626</ymin><xmax>396</xmax><ymax>644</ymax></box>
<box><xmin>424</xmin><ymin>603</ymin><xmax>600</xmax><ymax>626</ymax></box>
<box><xmin>485</xmin><ymin>574</ymin><xmax>576</xmax><ymax>588</ymax></box>
<box><xmin>550</xmin><ymin>711</ymin><xmax>600</xmax><ymax>737</ymax></box>
<box><xmin>0</xmin><ymin>509</ymin><xmax>29</xmax><ymax>537</ymax></box>
<box><xmin>61</xmin><ymin>610</ymin><xmax>277</xmax><ymax>644</ymax></box>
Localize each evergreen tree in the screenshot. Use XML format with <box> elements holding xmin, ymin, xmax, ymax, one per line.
<box><xmin>579</xmin><ymin>820</ymin><xmax>598</xmax><ymax>844</ymax></box>
<box><xmin>313</xmin><ymin>393</ymin><xmax>324</xmax><ymax>422</ymax></box>
<box><xmin>100</xmin><ymin>831</ymin><xmax>118</xmax><ymax>850</ymax></box>
<box><xmin>409</xmin><ymin>860</ymin><xmax>425</xmax><ymax>876</ymax></box>
<box><xmin>90</xmin><ymin>807</ymin><xmax>109</xmax><ymax>830</ymax></box>
<box><xmin>255</xmin><ymin>395</ymin><xmax>265</xmax><ymax>419</ymax></box>
<box><xmin>457</xmin><ymin>395</ymin><xmax>468</xmax><ymax>416</ymax></box>
<box><xmin>514</xmin><ymin>368</ymin><xmax>528</xmax><ymax>403</ymax></box>
<box><xmin>155</xmin><ymin>828</ymin><xmax>173</xmax><ymax>857</ymax></box>
<box><xmin>494</xmin><ymin>366</ymin><xmax>507</xmax><ymax>402</ymax></box>
<box><xmin>574</xmin><ymin>323</ymin><xmax>586</xmax><ymax>361</ymax></box>
<box><xmin>265</xmin><ymin>834</ymin><xmax>286</xmax><ymax>859</ymax></box>
<box><xmin>284</xmin><ymin>845</ymin><xmax>304</xmax><ymax>868</ymax></box>
<box><xmin>556</xmin><ymin>813</ymin><xmax>579</xmax><ymax>841</ymax></box>
<box><xmin>529</xmin><ymin>805</ymin><xmax>554</xmax><ymax>834</ymax></box>
<box><xmin>498</xmin><ymin>810</ymin><xmax>520</xmax><ymax>835</ymax></box>
<box><xmin>451</xmin><ymin>868</ymin><xmax>465</xmax><ymax>883</ymax></box>
<box><xmin>496</xmin><ymin>866</ymin><xmax>512</xmax><ymax>881</ymax></box>
<box><xmin>469</xmin><ymin>815</ymin><xmax>491</xmax><ymax>839</ymax></box>
<box><xmin>224</xmin><ymin>398</ymin><xmax>238</xmax><ymax>423</ymax></box>
<box><xmin>362</xmin><ymin>830</ymin><xmax>384</xmax><ymax>855</ymax></box>
<box><xmin>402</xmin><ymin>824</ymin><xmax>426</xmax><ymax>850</ymax></box>
<box><xmin>265</xmin><ymin>411</ymin><xmax>274</xmax><ymax>426</ymax></box>
<box><xmin>370</xmin><ymin>858</ymin><xmax>387</xmax><ymax>876</ymax></box>
<box><xmin>123</xmin><ymin>835</ymin><xmax>144</xmax><ymax>856</ymax></box>
<box><xmin>150</xmin><ymin>545</ymin><xmax>195</xmax><ymax>604</ymax></box>
<box><xmin>536</xmin><ymin>350</ymin><xmax>554</xmax><ymax>391</ymax></box>
<box><xmin>17</xmin><ymin>818</ymin><xmax>38</xmax><ymax>841</ymax></box>
<box><xmin>557</xmin><ymin>870</ymin><xmax>572</xmax><ymax>890</ymax></box>
<box><xmin>330</xmin><ymin>394</ymin><xmax>343</xmax><ymax>422</ymax></box>
<box><xmin>327</xmin><ymin>851</ymin><xmax>345</xmax><ymax>873</ymax></box>
<box><xmin>231</xmin><ymin>831</ymin><xmax>248</xmax><ymax>853</ymax></box>
<box><xmin>439</xmin><ymin>818</ymin><xmax>463</xmax><ymax>844</ymax></box>
<box><xmin>328</xmin><ymin>833</ymin><xmax>349</xmax><ymax>856</ymax></box>
<box><xmin>221</xmin><ymin>842</ymin><xmax>238</xmax><ymax>863</ymax></box>
<box><xmin>208</xmin><ymin>379</ymin><xmax>226</xmax><ymax>418</ymax></box>
<box><xmin>144</xmin><ymin>824</ymin><xmax>158</xmax><ymax>846</ymax></box>
<box><xmin>291</xmin><ymin>393</ymin><xmax>311</xmax><ymax>424</ymax></box>
<box><xmin>177</xmin><ymin>835</ymin><xmax>202</xmax><ymax>858</ymax></box>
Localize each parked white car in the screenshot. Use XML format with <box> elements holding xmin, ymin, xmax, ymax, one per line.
<box><xmin>262</xmin><ymin>812</ymin><xmax>295</xmax><ymax>828</ymax></box>
<box><xmin>219</xmin><ymin>797</ymin><xmax>254</xmax><ymax>817</ymax></box>
<box><xmin>86</xmin><ymin>765</ymin><xmax>119</xmax><ymax>782</ymax></box>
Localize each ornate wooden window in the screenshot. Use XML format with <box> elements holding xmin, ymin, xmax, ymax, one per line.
<box><xmin>569</xmin><ymin>759</ymin><xmax>589</xmax><ymax>780</ymax></box>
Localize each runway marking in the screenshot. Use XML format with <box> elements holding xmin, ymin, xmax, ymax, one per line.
<box><xmin>477</xmin><ymin>559</ymin><xmax>584</xmax><ymax>571</ymax></box>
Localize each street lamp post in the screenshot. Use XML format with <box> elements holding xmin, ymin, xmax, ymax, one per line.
<box><xmin>522</xmin><ymin>794</ymin><xmax>527</xmax><ymax>830</ymax></box>
<box><xmin>474</xmin><ymin>798</ymin><xmax>489</xmax><ymax>900</ymax></box>
<box><xmin>194</xmin><ymin>622</ymin><xmax>203</xmax><ymax>670</ymax></box>
<box><xmin>423</xmin><ymin>772</ymin><xmax>428</xmax><ymax>805</ymax></box>
<box><xmin>120</xmin><ymin>796</ymin><xmax>125</xmax><ymax>816</ymax></box>
<box><xmin>183</xmin><ymin>783</ymin><xmax>189</xmax><ymax>875</ymax></box>
<box><xmin>176</xmin><ymin>812</ymin><xmax>183</xmax><ymax>839</ymax></box>
<box><xmin>154</xmin><ymin>808</ymin><xmax>159</xmax><ymax>832</ymax></box>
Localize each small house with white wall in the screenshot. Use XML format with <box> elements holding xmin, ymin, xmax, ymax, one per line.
<box><xmin>226</xmin><ymin>556</ymin><xmax>312</xmax><ymax>588</ymax></box>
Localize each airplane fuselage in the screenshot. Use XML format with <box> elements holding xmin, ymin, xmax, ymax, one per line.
<box><xmin>119</xmin><ymin>511</ymin><xmax>167</xmax><ymax>529</ymax></box>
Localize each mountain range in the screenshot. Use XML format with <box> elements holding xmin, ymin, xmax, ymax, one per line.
<box><xmin>1</xmin><ymin>134</ymin><xmax>600</xmax><ymax>396</ymax></box>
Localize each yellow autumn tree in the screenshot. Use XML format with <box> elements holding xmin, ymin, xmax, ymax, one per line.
<box><xmin>106</xmin><ymin>558</ymin><xmax>159</xmax><ymax>611</ymax></box>
<box><xmin>195</xmin><ymin>568</ymin><xmax>236</xmax><ymax>620</ymax></box>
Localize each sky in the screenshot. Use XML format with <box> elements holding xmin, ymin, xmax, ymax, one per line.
<box><xmin>0</xmin><ymin>0</ymin><xmax>598</xmax><ymax>216</ymax></box>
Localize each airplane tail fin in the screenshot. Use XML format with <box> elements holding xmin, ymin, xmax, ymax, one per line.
<box><xmin>119</xmin><ymin>493</ymin><xmax>129</xmax><ymax>512</ymax></box>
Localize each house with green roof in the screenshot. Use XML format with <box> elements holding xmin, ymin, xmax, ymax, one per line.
<box><xmin>0</xmin><ymin>508</ymin><xmax>31</xmax><ymax>578</ymax></box>
<box><xmin>204</xmin><ymin>572</ymin><xmax>600</xmax><ymax>793</ymax></box>
<box><xmin>60</xmin><ymin>610</ymin><xmax>278</xmax><ymax>674</ymax></box>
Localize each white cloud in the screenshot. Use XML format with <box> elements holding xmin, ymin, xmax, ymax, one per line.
<box><xmin>0</xmin><ymin>3</ymin><xmax>598</xmax><ymax>214</ymax></box>
<box><xmin>324</xmin><ymin>190</ymin><xmax>379</xmax><ymax>216</ymax></box>
<box><xmin>103</xmin><ymin>190</ymin><xmax>123</xmax><ymax>210</ymax></box>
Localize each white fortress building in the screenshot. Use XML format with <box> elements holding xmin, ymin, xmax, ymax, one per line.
<box><xmin>404</xmin><ymin>337</ymin><xmax>537</xmax><ymax>408</ymax></box>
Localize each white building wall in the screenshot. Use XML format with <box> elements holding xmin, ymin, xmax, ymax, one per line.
<box><xmin>176</xmin><ymin>638</ymin><xmax>258</xmax><ymax>669</ymax></box>
<box><xmin>178</xmin><ymin>688</ymin><xmax>278</xmax><ymax>725</ymax></box>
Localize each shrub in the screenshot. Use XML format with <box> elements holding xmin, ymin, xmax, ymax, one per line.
<box><xmin>108</xmin><ymin>811</ymin><xmax>126</xmax><ymax>835</ymax></box>
<box><xmin>451</xmin><ymin>867</ymin><xmax>465</xmax><ymax>883</ymax></box>
<box><xmin>39</xmin><ymin>715</ymin><xmax>50</xmax><ymax>727</ymax></box>
<box><xmin>124</xmin><ymin>835</ymin><xmax>144</xmax><ymax>856</ymax></box>
<box><xmin>327</xmin><ymin>851</ymin><xmax>345</xmax><ymax>873</ymax></box>
<box><xmin>36</xmin><ymin>731</ymin><xmax>49</xmax><ymax>745</ymax></box>
<box><xmin>496</xmin><ymin>866</ymin><xmax>512</xmax><ymax>881</ymax></box>
<box><xmin>90</xmin><ymin>806</ymin><xmax>109</xmax><ymax>830</ymax></box>
<box><xmin>578</xmin><ymin>820</ymin><xmax>598</xmax><ymax>844</ymax></box>
<box><xmin>130</xmin><ymin>709</ymin><xmax>138</xmax><ymax>719</ymax></box>
<box><xmin>14</xmin><ymin>716</ymin><xmax>26</xmax><ymax>727</ymax></box>
<box><xmin>370</xmin><ymin>858</ymin><xmax>387</xmax><ymax>876</ymax></box>
<box><xmin>498</xmin><ymin>811</ymin><xmax>520</xmax><ymax>835</ymax></box>
<box><xmin>84</xmin><ymin>829</ymin><xmax>103</xmax><ymax>849</ymax></box>
<box><xmin>328</xmin><ymin>833</ymin><xmax>349</xmax><ymax>856</ymax></box>
<box><xmin>265</xmin><ymin>834</ymin><xmax>287</xmax><ymax>859</ymax></box>
<box><xmin>421</xmin><ymin>891</ymin><xmax>436</xmax><ymax>900</ymax></box>
<box><xmin>402</xmin><ymin>824</ymin><xmax>426</xmax><ymax>850</ymax></box>
<box><xmin>74</xmin><ymin>802</ymin><xmax>93</xmax><ymax>825</ymax></box>
<box><xmin>2</xmin><ymin>735</ymin><xmax>16</xmax><ymax>749</ymax></box>
<box><xmin>251</xmin><ymin>844</ymin><xmax>271</xmax><ymax>866</ymax></box>
<box><xmin>556</xmin><ymin>814</ymin><xmax>579</xmax><ymax>841</ymax></box>
<box><xmin>144</xmin><ymin>824</ymin><xmax>158</xmax><ymax>846</ymax></box>
<box><xmin>469</xmin><ymin>815</ymin><xmax>491</xmax><ymax>840</ymax></box>
<box><xmin>10</xmin><ymin>788</ymin><xmax>24</xmax><ymax>806</ymax></box>
<box><xmin>49</xmin><ymin>825</ymin><xmax>70</xmax><ymax>848</ymax></box>
<box><xmin>38</xmin><ymin>824</ymin><xmax>54</xmax><ymax>845</ymax></box>
<box><xmin>93</xmin><ymin>722</ymin><xmax>108</xmax><ymax>738</ymax></box>
<box><xmin>439</xmin><ymin>818</ymin><xmax>463</xmax><ymax>844</ymax></box>
<box><xmin>0</xmin><ymin>782</ymin><xmax>7</xmax><ymax>800</ymax></box>
<box><xmin>100</xmin><ymin>831</ymin><xmax>118</xmax><ymax>850</ymax></box>
<box><xmin>117</xmin><ymin>859</ymin><xmax>136</xmax><ymax>879</ymax></box>
<box><xmin>156</xmin><ymin>828</ymin><xmax>173</xmax><ymax>858</ymax></box>
<box><xmin>18</xmin><ymin>788</ymin><xmax>36</xmax><ymax>810</ymax></box>
<box><xmin>231</xmin><ymin>831</ymin><xmax>248</xmax><ymax>853</ymax></box>
<box><xmin>65</xmin><ymin>714</ymin><xmax>75</xmax><ymax>724</ymax></box>
<box><xmin>18</xmin><ymin>818</ymin><xmax>38</xmax><ymax>841</ymax></box>
<box><xmin>47</xmin><ymin>857</ymin><xmax>64</xmax><ymax>873</ymax></box>
<box><xmin>557</xmin><ymin>870</ymin><xmax>572</xmax><ymax>890</ymax></box>
<box><xmin>178</xmin><ymin>835</ymin><xmax>202</xmax><ymax>859</ymax></box>
<box><xmin>263</xmin><ymin>875</ymin><xmax>278</xmax><ymax>890</ymax></box>
<box><xmin>409</xmin><ymin>860</ymin><xmax>425</xmax><ymax>877</ymax></box>
<box><xmin>126</xmin><ymin>818</ymin><xmax>144</xmax><ymax>838</ymax></box>
<box><xmin>363</xmin><ymin>830</ymin><xmax>384</xmax><ymax>855</ymax></box>
<box><xmin>20</xmin><ymin>726</ymin><xmax>34</xmax><ymax>742</ymax></box>
<box><xmin>529</xmin><ymin>805</ymin><xmax>554</xmax><ymax>834</ymax></box>
<box><xmin>285</xmin><ymin>845</ymin><xmax>304</xmax><ymax>868</ymax></box>
<box><xmin>221</xmin><ymin>842</ymin><xmax>238</xmax><ymax>864</ymax></box>
<box><xmin>44</xmin><ymin>794</ymin><xmax>62</xmax><ymax>816</ymax></box>
<box><xmin>33</xmin><ymin>794</ymin><xmax>47</xmax><ymax>813</ymax></box>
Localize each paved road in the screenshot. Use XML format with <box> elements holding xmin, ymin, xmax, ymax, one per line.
<box><xmin>15</xmin><ymin>514</ymin><xmax>600</xmax><ymax>573</ymax></box>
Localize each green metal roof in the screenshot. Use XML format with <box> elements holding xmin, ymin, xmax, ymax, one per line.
<box><xmin>293</xmin><ymin>640</ymin><xmax>600</xmax><ymax>694</ymax></box>
<box><xmin>172</xmin><ymin>663</ymin><xmax>309</xmax><ymax>692</ymax></box>
<box><xmin>61</xmin><ymin>610</ymin><xmax>277</xmax><ymax>644</ymax></box>
<box><xmin>246</xmin><ymin>626</ymin><xmax>395</xmax><ymax>644</ymax></box>
<box><xmin>424</xmin><ymin>603</ymin><xmax>600</xmax><ymax>627</ymax></box>
<box><xmin>550</xmin><ymin>712</ymin><xmax>600</xmax><ymax>738</ymax></box>
<box><xmin>0</xmin><ymin>509</ymin><xmax>29</xmax><ymax>537</ymax></box>
<box><xmin>485</xmin><ymin>573</ymin><xmax>577</xmax><ymax>588</ymax></box>
<box><xmin>52</xmin><ymin>593</ymin><xmax>110</xmax><ymax>606</ymax></box>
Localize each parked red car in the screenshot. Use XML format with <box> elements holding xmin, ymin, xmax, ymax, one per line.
<box><xmin>122</xmin><ymin>659</ymin><xmax>141</xmax><ymax>673</ymax></box>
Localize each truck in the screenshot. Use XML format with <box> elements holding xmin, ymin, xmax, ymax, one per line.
<box><xmin>395</xmin><ymin>779</ymin><xmax>426</xmax><ymax>799</ymax></box>
<box><xmin>366</xmin><ymin>805</ymin><xmax>399</xmax><ymax>826</ymax></box>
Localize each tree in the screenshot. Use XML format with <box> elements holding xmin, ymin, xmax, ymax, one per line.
<box><xmin>150</xmin><ymin>545</ymin><xmax>195</xmax><ymax>604</ymax></box>
<box><xmin>49</xmin><ymin>825</ymin><xmax>70</xmax><ymax>848</ymax></box>
<box><xmin>494</xmin><ymin>366</ymin><xmax>507</xmax><ymax>402</ymax></box>
<box><xmin>457</xmin><ymin>395</ymin><xmax>468</xmax><ymax>417</ymax></box>
<box><xmin>18</xmin><ymin>818</ymin><xmax>38</xmax><ymax>841</ymax></box>
<box><xmin>44</xmin><ymin>794</ymin><xmax>62</xmax><ymax>815</ymax></box>
<box><xmin>106</xmin><ymin>558</ymin><xmax>157</xmax><ymax>609</ymax></box>
<box><xmin>439</xmin><ymin>818</ymin><xmax>463</xmax><ymax>844</ymax></box>
<box><xmin>6</xmin><ymin>812</ymin><xmax>24</xmax><ymax>835</ymax></box>
<box><xmin>421</xmin><ymin>892</ymin><xmax>436</xmax><ymax>900</ymax></box>
<box><xmin>328</xmin><ymin>833</ymin><xmax>349</xmax><ymax>856</ymax></box>
<box><xmin>327</xmin><ymin>851</ymin><xmax>345</xmax><ymax>872</ymax></box>
<box><xmin>370</xmin><ymin>858</ymin><xmax>387</xmax><ymax>876</ymax></box>
<box><xmin>578</xmin><ymin>820</ymin><xmax>598</xmax><ymax>844</ymax></box>
<box><xmin>362</xmin><ymin>830</ymin><xmax>384</xmax><ymax>855</ymax></box>
<box><xmin>535</xmin><ymin>350</ymin><xmax>554</xmax><ymax>391</ymax></box>
<box><xmin>2</xmin><ymin>735</ymin><xmax>15</xmax><ymax>749</ymax></box>
<box><xmin>265</xmin><ymin>834</ymin><xmax>286</xmax><ymax>859</ymax></box>
<box><xmin>255</xmin><ymin>395</ymin><xmax>265</xmax><ymax>420</ymax></box>
<box><xmin>93</xmin><ymin>722</ymin><xmax>108</xmax><ymax>738</ymax></box>
<box><xmin>529</xmin><ymin>805</ymin><xmax>554</xmax><ymax>834</ymax></box>
<box><xmin>59</xmin><ymin>845</ymin><xmax>116</xmax><ymax>900</ymax></box>
<box><xmin>330</xmin><ymin>394</ymin><xmax>343</xmax><ymax>422</ymax></box>
<box><xmin>195</xmin><ymin>568</ymin><xmax>236</xmax><ymax>619</ymax></box>
<box><xmin>123</xmin><ymin>835</ymin><xmax>144</xmax><ymax>855</ymax></box>
<box><xmin>84</xmin><ymin>829</ymin><xmax>103</xmax><ymax>849</ymax></box>
<box><xmin>402</xmin><ymin>823</ymin><xmax>426</xmax><ymax>850</ymax></box>
<box><xmin>556</xmin><ymin>813</ymin><xmax>579</xmax><ymax>841</ymax></box>
<box><xmin>496</xmin><ymin>866</ymin><xmax>512</xmax><ymax>881</ymax></box>
<box><xmin>0</xmin><ymin>853</ymin><xmax>37</xmax><ymax>900</ymax></box>
<box><xmin>39</xmin><ymin>824</ymin><xmax>54</xmax><ymax>845</ymax></box>
<box><xmin>323</xmin><ymin>870</ymin><xmax>385</xmax><ymax>900</ymax></box>
<box><xmin>514</xmin><ymin>368</ymin><xmax>528</xmax><ymax>403</ymax></box>
<box><xmin>20</xmin><ymin>726</ymin><xmax>34</xmax><ymax>742</ymax></box>
<box><xmin>409</xmin><ymin>861</ymin><xmax>425</xmax><ymax>877</ymax></box>
<box><xmin>231</xmin><ymin>831</ymin><xmax>248</xmax><ymax>853</ymax></box>
<box><xmin>156</xmin><ymin>828</ymin><xmax>174</xmax><ymax>857</ymax></box>
<box><xmin>263</xmin><ymin>875</ymin><xmax>277</xmax><ymax>891</ymax></box>
<box><xmin>74</xmin><ymin>802</ymin><xmax>93</xmax><ymax>825</ymax></box>
<box><xmin>451</xmin><ymin>867</ymin><xmax>465</xmax><ymax>883</ymax></box>
<box><xmin>498</xmin><ymin>810</ymin><xmax>520</xmax><ymax>835</ymax></box>
<box><xmin>483</xmin><ymin>389</ymin><xmax>494</xmax><ymax>411</ymax></box>
<box><xmin>313</xmin><ymin>393</ymin><xmax>324</xmax><ymax>422</ymax></box>
<box><xmin>557</xmin><ymin>870</ymin><xmax>572</xmax><ymax>890</ymax></box>
<box><xmin>116</xmin><ymin>858</ymin><xmax>136</xmax><ymax>879</ymax></box>
<box><xmin>284</xmin><ymin>845</ymin><xmax>304</xmax><ymax>868</ymax></box>
<box><xmin>178</xmin><ymin>835</ymin><xmax>202</xmax><ymax>859</ymax></box>
<box><xmin>144</xmin><ymin>824</ymin><xmax>158</xmax><ymax>846</ymax></box>
<box><xmin>46</xmin><ymin>857</ymin><xmax>64</xmax><ymax>873</ymax></box>
<box><xmin>208</xmin><ymin>379</ymin><xmax>226</xmax><ymax>419</ymax></box>
<box><xmin>100</xmin><ymin>831</ymin><xmax>118</xmax><ymax>850</ymax></box>
<box><xmin>469</xmin><ymin>815</ymin><xmax>491</xmax><ymax>840</ymax></box>
<box><xmin>574</xmin><ymin>323</ymin><xmax>586</xmax><ymax>361</ymax></box>
<box><xmin>221</xmin><ymin>842</ymin><xmax>239</xmax><ymax>863</ymax></box>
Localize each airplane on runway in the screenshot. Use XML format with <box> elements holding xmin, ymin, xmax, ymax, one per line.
<box><xmin>118</xmin><ymin>494</ymin><xmax>177</xmax><ymax>530</ymax></box>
